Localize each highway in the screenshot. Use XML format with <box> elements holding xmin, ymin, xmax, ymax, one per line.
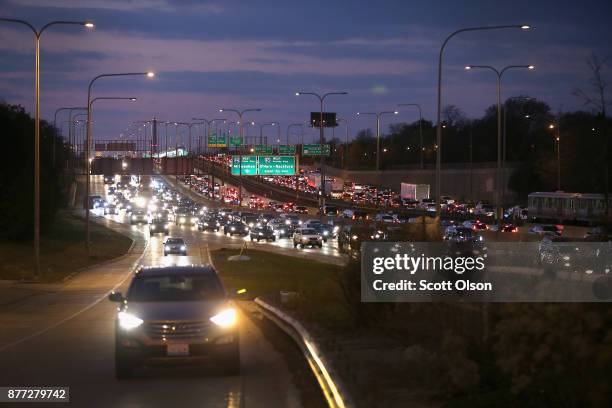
<box><xmin>0</xmin><ymin>175</ymin><xmax>326</xmax><ymax>408</ymax></box>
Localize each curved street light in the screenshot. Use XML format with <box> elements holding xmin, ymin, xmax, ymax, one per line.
<box><xmin>434</xmin><ymin>24</ymin><xmax>531</xmax><ymax>216</ymax></box>
<box><xmin>464</xmin><ymin>64</ymin><xmax>534</xmax><ymax>221</ymax></box>
<box><xmin>0</xmin><ymin>17</ymin><xmax>94</xmax><ymax>277</ymax></box>
<box><xmin>85</xmin><ymin>72</ymin><xmax>154</xmax><ymax>248</ymax></box>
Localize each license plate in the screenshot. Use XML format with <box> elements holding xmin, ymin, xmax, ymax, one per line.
<box><xmin>167</xmin><ymin>344</ymin><xmax>189</xmax><ymax>356</ymax></box>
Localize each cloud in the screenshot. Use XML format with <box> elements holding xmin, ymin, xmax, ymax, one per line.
<box><xmin>6</xmin><ymin>0</ymin><xmax>224</xmax><ymax>12</ymax></box>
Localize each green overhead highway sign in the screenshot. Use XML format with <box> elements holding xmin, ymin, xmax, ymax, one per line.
<box><xmin>258</xmin><ymin>156</ymin><xmax>296</xmax><ymax>175</ymax></box>
<box><xmin>278</xmin><ymin>145</ymin><xmax>296</xmax><ymax>155</ymax></box>
<box><xmin>302</xmin><ymin>144</ymin><xmax>330</xmax><ymax>156</ymax></box>
<box><xmin>255</xmin><ymin>145</ymin><xmax>273</xmax><ymax>154</ymax></box>
<box><xmin>231</xmin><ymin>155</ymin><xmax>297</xmax><ymax>176</ymax></box>
<box><xmin>208</xmin><ymin>133</ymin><xmax>227</xmax><ymax>148</ymax></box>
<box><xmin>231</xmin><ymin>156</ymin><xmax>257</xmax><ymax>175</ymax></box>
<box><xmin>229</xmin><ymin>136</ymin><xmax>243</xmax><ymax>147</ymax></box>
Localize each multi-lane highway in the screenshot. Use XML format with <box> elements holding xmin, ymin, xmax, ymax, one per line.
<box><xmin>0</xmin><ymin>175</ymin><xmax>330</xmax><ymax>408</ymax></box>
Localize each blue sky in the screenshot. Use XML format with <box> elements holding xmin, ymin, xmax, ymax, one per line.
<box><xmin>0</xmin><ymin>0</ymin><xmax>610</xmax><ymax>143</ymax></box>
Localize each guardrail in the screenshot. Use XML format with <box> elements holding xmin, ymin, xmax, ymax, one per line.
<box><xmin>254</xmin><ymin>297</ymin><xmax>354</xmax><ymax>408</ymax></box>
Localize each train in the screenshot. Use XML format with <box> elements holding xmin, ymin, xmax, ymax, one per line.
<box><xmin>528</xmin><ymin>192</ymin><xmax>612</xmax><ymax>224</ymax></box>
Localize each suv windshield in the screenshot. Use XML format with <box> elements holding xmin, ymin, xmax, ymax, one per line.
<box><xmin>301</xmin><ymin>228</ymin><xmax>316</xmax><ymax>235</ymax></box>
<box><xmin>128</xmin><ymin>274</ymin><xmax>224</xmax><ymax>302</ymax></box>
<box><xmin>166</xmin><ymin>238</ymin><xmax>184</xmax><ymax>244</ymax></box>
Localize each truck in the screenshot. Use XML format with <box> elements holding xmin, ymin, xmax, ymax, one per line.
<box><xmin>330</xmin><ymin>178</ymin><xmax>344</xmax><ymax>199</ymax></box>
<box><xmin>400</xmin><ymin>183</ymin><xmax>430</xmax><ymax>201</ymax></box>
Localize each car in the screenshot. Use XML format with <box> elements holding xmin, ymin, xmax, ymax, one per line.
<box><xmin>174</xmin><ymin>207</ymin><xmax>191</xmax><ymax>225</ymax></box>
<box><xmin>462</xmin><ymin>220</ymin><xmax>488</xmax><ymax>231</ymax></box>
<box><xmin>337</xmin><ymin>224</ymin><xmax>382</xmax><ymax>256</ymax></box>
<box><xmin>374</xmin><ymin>213</ymin><xmax>396</xmax><ymax>223</ymax></box>
<box><xmin>293</xmin><ymin>228</ymin><xmax>323</xmax><ymax>248</ymax></box>
<box><xmin>250</xmin><ymin>226</ymin><xmax>276</xmax><ymax>242</ymax></box>
<box><xmin>294</xmin><ymin>206</ymin><xmax>308</xmax><ymax>214</ymax></box>
<box><xmin>530</xmin><ymin>224</ymin><xmax>563</xmax><ymax>236</ymax></box>
<box><xmin>352</xmin><ymin>210</ymin><xmax>370</xmax><ymax>220</ymax></box>
<box><xmin>130</xmin><ymin>210</ymin><xmax>147</xmax><ymax>225</ymax></box>
<box><xmin>197</xmin><ymin>217</ymin><xmax>221</xmax><ymax>232</ymax></box>
<box><xmin>224</xmin><ymin>221</ymin><xmax>249</xmax><ymax>236</ymax></box>
<box><xmin>109</xmin><ymin>265</ymin><xmax>240</xmax><ymax>379</ymax></box>
<box><xmin>104</xmin><ymin>175</ymin><xmax>114</xmax><ymax>184</ymax></box>
<box><xmin>500</xmin><ymin>223</ymin><xmax>519</xmax><ymax>233</ymax></box>
<box><xmin>104</xmin><ymin>204</ymin><xmax>117</xmax><ymax>215</ymax></box>
<box><xmin>163</xmin><ymin>237</ymin><xmax>187</xmax><ymax>256</ymax></box>
<box><xmin>149</xmin><ymin>219</ymin><xmax>169</xmax><ymax>236</ymax></box>
<box><xmin>270</xmin><ymin>221</ymin><xmax>295</xmax><ymax>238</ymax></box>
<box><xmin>317</xmin><ymin>205</ymin><xmax>338</xmax><ymax>216</ymax></box>
<box><xmin>258</xmin><ymin>213</ymin><xmax>276</xmax><ymax>224</ymax></box>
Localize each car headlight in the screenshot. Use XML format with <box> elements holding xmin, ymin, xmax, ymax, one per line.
<box><xmin>258</xmin><ymin>232</ymin><xmax>263</xmax><ymax>236</ymax></box>
<box><xmin>351</xmin><ymin>235</ymin><xmax>358</xmax><ymax>240</ymax></box>
<box><xmin>203</xmin><ymin>222</ymin><xmax>209</xmax><ymax>226</ymax></box>
<box><xmin>118</xmin><ymin>311</ymin><xmax>143</xmax><ymax>330</ymax></box>
<box><xmin>333</xmin><ymin>226</ymin><xmax>339</xmax><ymax>233</ymax></box>
<box><xmin>210</xmin><ymin>308</ymin><xmax>237</xmax><ymax>327</ymax></box>
<box><xmin>280</xmin><ymin>229</ymin><xmax>285</xmax><ymax>234</ymax></box>
<box><xmin>132</xmin><ymin>215</ymin><xmax>136</xmax><ymax>220</ymax></box>
<box><xmin>180</xmin><ymin>245</ymin><xmax>186</xmax><ymax>251</ymax></box>
<box><xmin>323</xmin><ymin>231</ymin><xmax>329</xmax><ymax>236</ymax></box>
<box><xmin>164</xmin><ymin>245</ymin><xmax>170</xmax><ymax>250</ymax></box>
<box><xmin>285</xmin><ymin>220</ymin><xmax>290</xmax><ymax>225</ymax></box>
<box><xmin>231</xmin><ymin>227</ymin><xmax>235</xmax><ymax>231</ymax></box>
<box><xmin>180</xmin><ymin>217</ymin><xmax>186</xmax><ymax>223</ymax></box>
<box><xmin>151</xmin><ymin>225</ymin><xmax>156</xmax><ymax>229</ymax></box>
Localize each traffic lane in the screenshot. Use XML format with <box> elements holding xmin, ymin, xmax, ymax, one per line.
<box><xmin>0</xmin><ymin>283</ymin><xmax>301</xmax><ymax>408</ymax></box>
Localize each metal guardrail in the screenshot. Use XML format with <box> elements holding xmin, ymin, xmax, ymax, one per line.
<box><xmin>254</xmin><ymin>297</ymin><xmax>354</xmax><ymax>408</ymax></box>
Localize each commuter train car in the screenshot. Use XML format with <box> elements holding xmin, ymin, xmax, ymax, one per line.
<box><xmin>528</xmin><ymin>192</ymin><xmax>612</xmax><ymax>224</ymax></box>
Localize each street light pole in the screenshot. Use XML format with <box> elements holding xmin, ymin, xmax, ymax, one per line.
<box><xmin>356</xmin><ymin>110</ymin><xmax>398</xmax><ymax>171</ymax></box>
<box><xmin>219</xmin><ymin>108</ymin><xmax>262</xmax><ymax>206</ymax></box>
<box><xmin>0</xmin><ymin>17</ymin><xmax>94</xmax><ymax>278</ymax></box>
<box><xmin>397</xmin><ymin>104</ymin><xmax>423</xmax><ymax>169</ymax></box>
<box><xmin>336</xmin><ymin>118</ymin><xmax>349</xmax><ymax>169</ymax></box>
<box><xmin>85</xmin><ymin>71</ymin><xmax>154</xmax><ymax>250</ymax></box>
<box><xmin>435</xmin><ymin>24</ymin><xmax>531</xmax><ymax>217</ymax></box>
<box><xmin>295</xmin><ymin>92</ymin><xmax>347</xmax><ymax>207</ymax></box>
<box><xmin>465</xmin><ymin>64</ymin><xmax>534</xmax><ymax>220</ymax></box>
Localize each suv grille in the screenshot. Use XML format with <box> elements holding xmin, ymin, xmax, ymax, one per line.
<box><xmin>144</xmin><ymin>321</ymin><xmax>211</xmax><ymax>340</ymax></box>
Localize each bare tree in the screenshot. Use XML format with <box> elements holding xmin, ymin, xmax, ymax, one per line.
<box><xmin>573</xmin><ymin>53</ymin><xmax>611</xmax><ymax>117</ymax></box>
<box><xmin>573</xmin><ymin>53</ymin><xmax>611</xmax><ymax>217</ymax></box>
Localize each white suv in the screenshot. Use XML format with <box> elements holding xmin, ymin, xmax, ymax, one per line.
<box><xmin>293</xmin><ymin>228</ymin><xmax>323</xmax><ymax>249</ymax></box>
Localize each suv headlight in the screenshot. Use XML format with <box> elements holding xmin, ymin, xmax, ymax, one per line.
<box><xmin>210</xmin><ymin>308</ymin><xmax>237</xmax><ymax>327</ymax></box>
<box><xmin>180</xmin><ymin>245</ymin><xmax>186</xmax><ymax>251</ymax></box>
<box><xmin>118</xmin><ymin>311</ymin><xmax>143</xmax><ymax>330</ymax></box>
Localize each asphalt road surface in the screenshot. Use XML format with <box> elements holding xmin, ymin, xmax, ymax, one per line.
<box><xmin>0</xmin><ymin>176</ymin><xmax>314</xmax><ymax>408</ymax></box>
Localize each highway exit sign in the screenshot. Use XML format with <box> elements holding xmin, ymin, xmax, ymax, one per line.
<box><xmin>208</xmin><ymin>133</ymin><xmax>227</xmax><ymax>148</ymax></box>
<box><xmin>231</xmin><ymin>155</ymin><xmax>297</xmax><ymax>176</ymax></box>
<box><xmin>278</xmin><ymin>145</ymin><xmax>296</xmax><ymax>155</ymax></box>
<box><xmin>302</xmin><ymin>144</ymin><xmax>330</xmax><ymax>156</ymax></box>
<box><xmin>255</xmin><ymin>145</ymin><xmax>273</xmax><ymax>154</ymax></box>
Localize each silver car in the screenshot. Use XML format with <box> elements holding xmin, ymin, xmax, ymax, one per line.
<box><xmin>109</xmin><ymin>266</ymin><xmax>240</xmax><ymax>378</ymax></box>
<box><xmin>163</xmin><ymin>237</ymin><xmax>187</xmax><ymax>256</ymax></box>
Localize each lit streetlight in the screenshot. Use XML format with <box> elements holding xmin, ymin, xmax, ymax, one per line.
<box><xmin>85</xmin><ymin>72</ymin><xmax>154</xmax><ymax>248</ymax></box>
<box><xmin>0</xmin><ymin>17</ymin><xmax>94</xmax><ymax>277</ymax></box>
<box><xmin>434</xmin><ymin>23</ymin><xmax>531</xmax><ymax>216</ymax></box>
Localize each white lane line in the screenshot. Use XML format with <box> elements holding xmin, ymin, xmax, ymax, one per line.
<box><xmin>0</xmin><ymin>240</ymin><xmax>148</xmax><ymax>354</ymax></box>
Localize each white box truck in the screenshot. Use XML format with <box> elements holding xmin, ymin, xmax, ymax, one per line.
<box><xmin>400</xmin><ymin>183</ymin><xmax>430</xmax><ymax>201</ymax></box>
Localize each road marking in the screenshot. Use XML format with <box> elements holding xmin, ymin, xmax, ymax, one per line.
<box><xmin>0</xmin><ymin>240</ymin><xmax>148</xmax><ymax>354</ymax></box>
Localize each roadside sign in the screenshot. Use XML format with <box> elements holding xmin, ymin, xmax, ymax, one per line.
<box><xmin>255</xmin><ymin>145</ymin><xmax>273</xmax><ymax>154</ymax></box>
<box><xmin>302</xmin><ymin>144</ymin><xmax>330</xmax><ymax>156</ymax></box>
<box><xmin>231</xmin><ymin>155</ymin><xmax>297</xmax><ymax>176</ymax></box>
<box><xmin>208</xmin><ymin>133</ymin><xmax>227</xmax><ymax>148</ymax></box>
<box><xmin>278</xmin><ymin>145</ymin><xmax>296</xmax><ymax>155</ymax></box>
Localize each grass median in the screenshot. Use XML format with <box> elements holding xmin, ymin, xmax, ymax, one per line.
<box><xmin>211</xmin><ymin>247</ymin><xmax>352</xmax><ymax>329</ymax></box>
<box><xmin>0</xmin><ymin>211</ymin><xmax>133</xmax><ymax>282</ymax></box>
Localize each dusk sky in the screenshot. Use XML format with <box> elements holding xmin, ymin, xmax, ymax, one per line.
<box><xmin>0</xmin><ymin>0</ymin><xmax>610</xmax><ymax>143</ymax></box>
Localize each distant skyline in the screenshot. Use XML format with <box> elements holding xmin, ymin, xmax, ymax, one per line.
<box><xmin>0</xmin><ymin>0</ymin><xmax>610</xmax><ymax>142</ymax></box>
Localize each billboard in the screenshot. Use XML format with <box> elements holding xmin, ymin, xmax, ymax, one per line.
<box><xmin>310</xmin><ymin>112</ymin><xmax>337</xmax><ymax>128</ymax></box>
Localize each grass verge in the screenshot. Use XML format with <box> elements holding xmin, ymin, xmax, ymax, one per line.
<box><xmin>0</xmin><ymin>211</ymin><xmax>133</xmax><ymax>282</ymax></box>
<box><xmin>211</xmin><ymin>247</ymin><xmax>352</xmax><ymax>329</ymax></box>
